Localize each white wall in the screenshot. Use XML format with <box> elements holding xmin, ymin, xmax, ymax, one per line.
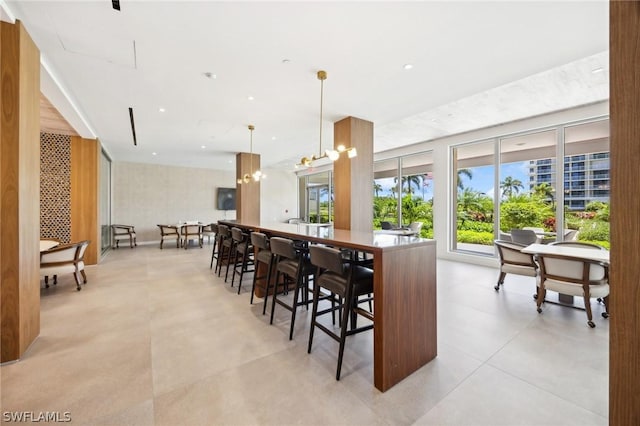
<box><xmin>112</xmin><ymin>162</ymin><xmax>299</xmax><ymax>243</ymax></box>
<box><xmin>259</xmin><ymin>167</ymin><xmax>298</xmax><ymax>223</ymax></box>
<box><xmin>113</xmin><ymin>162</ymin><xmax>237</xmax><ymax>243</ymax></box>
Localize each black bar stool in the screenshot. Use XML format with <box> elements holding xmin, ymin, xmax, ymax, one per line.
<box><xmin>268</xmin><ymin>237</ymin><xmax>314</xmax><ymax>340</ymax></box>
<box><xmin>308</xmin><ymin>244</ymin><xmax>374</xmax><ymax>380</ymax></box>
<box><xmin>208</xmin><ymin>223</ymin><xmax>219</xmax><ymax>269</ymax></box>
<box><xmin>230</xmin><ymin>227</ymin><xmax>254</xmax><ymax>292</ymax></box>
<box><xmin>249</xmin><ymin>232</ymin><xmax>275</xmax><ymax>310</ymax></box>
<box><xmin>214</xmin><ymin>224</ymin><xmax>232</xmax><ymax>277</ymax></box>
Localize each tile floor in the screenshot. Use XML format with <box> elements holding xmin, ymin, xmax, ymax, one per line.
<box><xmin>0</xmin><ymin>244</ymin><xmax>609</xmax><ymax>425</ymax></box>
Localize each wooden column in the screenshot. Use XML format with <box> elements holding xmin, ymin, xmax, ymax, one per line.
<box><xmin>235</xmin><ymin>152</ymin><xmax>260</xmax><ymax>223</ymax></box>
<box><xmin>610</xmin><ymin>2</ymin><xmax>640</xmax><ymax>424</ymax></box>
<box><xmin>0</xmin><ymin>20</ymin><xmax>41</xmax><ymax>362</ymax></box>
<box><xmin>71</xmin><ymin>136</ymin><xmax>100</xmax><ymax>265</ymax></box>
<box><xmin>333</xmin><ymin>116</ymin><xmax>373</xmax><ymax>232</ymax></box>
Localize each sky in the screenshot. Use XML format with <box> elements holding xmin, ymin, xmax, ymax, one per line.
<box><xmin>375</xmin><ymin>161</ymin><xmax>531</xmax><ymax>200</ymax></box>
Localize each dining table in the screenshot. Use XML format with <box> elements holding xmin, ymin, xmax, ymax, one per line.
<box><xmin>219</xmin><ymin>219</ymin><xmax>437</xmax><ymax>392</ymax></box>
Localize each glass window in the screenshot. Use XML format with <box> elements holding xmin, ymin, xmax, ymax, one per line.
<box><xmin>452</xmin><ymin>140</ymin><xmax>495</xmax><ymax>255</ymax></box>
<box><xmin>563</xmin><ymin>120</ymin><xmax>610</xmax><ymax>248</ymax></box>
<box><xmin>400</xmin><ymin>152</ymin><xmax>433</xmax><ymax>238</ymax></box>
<box><xmin>373</xmin><ymin>158</ymin><xmax>400</xmax><ymax>228</ymax></box>
<box><xmin>500</xmin><ymin>129</ymin><xmax>557</xmax><ymax>244</ymax></box>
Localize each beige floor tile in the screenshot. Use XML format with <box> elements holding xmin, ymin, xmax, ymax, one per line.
<box><xmin>1</xmin><ymin>245</ymin><xmax>610</xmax><ymax>425</ymax></box>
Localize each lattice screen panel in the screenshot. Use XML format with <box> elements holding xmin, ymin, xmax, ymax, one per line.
<box><xmin>40</xmin><ymin>132</ymin><xmax>71</xmax><ymax>243</ymax></box>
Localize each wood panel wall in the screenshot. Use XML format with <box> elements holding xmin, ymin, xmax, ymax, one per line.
<box><xmin>236</xmin><ymin>152</ymin><xmax>260</xmax><ymax>224</ymax></box>
<box><xmin>0</xmin><ymin>20</ymin><xmax>41</xmax><ymax>362</ymax></box>
<box><xmin>71</xmin><ymin>136</ymin><xmax>99</xmax><ymax>265</ymax></box>
<box><xmin>333</xmin><ymin>116</ymin><xmax>373</xmax><ymax>231</ymax></box>
<box><xmin>609</xmin><ymin>2</ymin><xmax>640</xmax><ymax>424</ymax></box>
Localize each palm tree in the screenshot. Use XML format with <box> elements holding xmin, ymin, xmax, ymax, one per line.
<box><xmin>373</xmin><ymin>183</ymin><xmax>383</xmax><ymax>197</ymax></box>
<box><xmin>394</xmin><ymin>175</ymin><xmax>423</xmax><ymax>195</ymax></box>
<box><xmin>500</xmin><ymin>176</ymin><xmax>524</xmax><ymax>198</ymax></box>
<box><xmin>532</xmin><ymin>182</ymin><xmax>555</xmax><ymax>208</ymax></box>
<box><xmin>457</xmin><ymin>168</ymin><xmax>473</xmax><ymax>190</ymax></box>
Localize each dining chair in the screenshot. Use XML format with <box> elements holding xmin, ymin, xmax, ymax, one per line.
<box><xmin>308</xmin><ymin>244</ymin><xmax>374</xmax><ymax>380</ymax></box>
<box><xmin>111</xmin><ymin>224</ymin><xmax>137</xmax><ymax>249</ymax></box>
<box><xmin>409</xmin><ymin>221</ymin><xmax>423</xmax><ymax>235</ymax></box>
<box><xmin>40</xmin><ymin>240</ymin><xmax>90</xmax><ymax>291</ymax></box>
<box><xmin>536</xmin><ymin>252</ymin><xmax>609</xmax><ymax>328</ymax></box>
<box><xmin>181</xmin><ymin>224</ymin><xmax>203</xmax><ymax>249</ymax></box>
<box><xmin>157</xmin><ymin>224</ymin><xmax>180</xmax><ymax>249</ymax></box>
<box><xmin>510</xmin><ymin>229</ymin><xmax>540</xmax><ymax>245</ymax></box>
<box><xmin>493</xmin><ymin>240</ymin><xmax>538</xmax><ymax>292</ymax></box>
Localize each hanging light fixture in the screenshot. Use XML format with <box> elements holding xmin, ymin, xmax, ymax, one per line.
<box><xmin>296</xmin><ymin>70</ymin><xmax>357</xmax><ymax>168</ymax></box>
<box><xmin>237</xmin><ymin>124</ymin><xmax>265</xmax><ymax>184</ymax></box>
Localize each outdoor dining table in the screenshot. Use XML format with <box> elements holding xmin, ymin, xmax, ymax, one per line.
<box><xmin>521</xmin><ymin>243</ymin><xmax>610</xmax><ymax>305</ymax></box>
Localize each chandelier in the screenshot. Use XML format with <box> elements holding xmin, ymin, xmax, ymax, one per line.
<box><xmin>297</xmin><ymin>70</ymin><xmax>357</xmax><ymax>168</ymax></box>
<box><xmin>237</xmin><ymin>124</ymin><xmax>265</xmax><ymax>184</ymax></box>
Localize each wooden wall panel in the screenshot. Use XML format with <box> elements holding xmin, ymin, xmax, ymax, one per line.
<box><xmin>1</xmin><ymin>20</ymin><xmax>41</xmax><ymax>362</ymax></box>
<box><xmin>71</xmin><ymin>136</ymin><xmax>99</xmax><ymax>265</ymax></box>
<box><xmin>235</xmin><ymin>152</ymin><xmax>260</xmax><ymax>224</ymax></box>
<box><xmin>333</xmin><ymin>116</ymin><xmax>373</xmax><ymax>232</ymax></box>
<box><xmin>609</xmin><ymin>2</ymin><xmax>640</xmax><ymax>424</ymax></box>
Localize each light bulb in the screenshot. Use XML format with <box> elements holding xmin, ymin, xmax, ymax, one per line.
<box><xmin>326</xmin><ymin>149</ymin><xmax>340</xmax><ymax>161</ymax></box>
<box><xmin>347</xmin><ymin>148</ymin><xmax>357</xmax><ymax>158</ymax></box>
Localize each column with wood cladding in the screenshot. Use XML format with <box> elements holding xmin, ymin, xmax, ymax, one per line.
<box><xmin>609</xmin><ymin>1</ymin><xmax>640</xmax><ymax>424</ymax></box>
<box><xmin>333</xmin><ymin>116</ymin><xmax>373</xmax><ymax>232</ymax></box>
<box><xmin>235</xmin><ymin>152</ymin><xmax>260</xmax><ymax>223</ymax></box>
<box><xmin>71</xmin><ymin>136</ymin><xmax>100</xmax><ymax>265</ymax></box>
<box><xmin>0</xmin><ymin>20</ymin><xmax>41</xmax><ymax>362</ymax></box>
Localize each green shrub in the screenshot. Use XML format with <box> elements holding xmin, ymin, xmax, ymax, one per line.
<box><xmin>578</xmin><ymin>222</ymin><xmax>610</xmax><ymax>242</ymax></box>
<box><xmin>456</xmin><ymin>230</ymin><xmax>494</xmax><ymax>245</ymax></box>
<box><xmin>458</xmin><ymin>221</ymin><xmax>493</xmax><ymax>232</ymax></box>
<box><xmin>500</xmin><ymin>202</ymin><xmax>543</xmax><ymax>231</ymax></box>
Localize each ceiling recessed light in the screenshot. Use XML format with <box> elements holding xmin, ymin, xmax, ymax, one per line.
<box><xmin>248</xmin><ymin>96</ymin><xmax>255</xmax><ymax>101</ymax></box>
<box><xmin>403</xmin><ymin>64</ymin><xmax>413</xmax><ymax>70</ymax></box>
<box><xmin>228</xmin><ymin>160</ymin><xmax>233</xmax><ymax>164</ymax></box>
<box><xmin>282</xmin><ymin>59</ymin><xmax>290</xmax><ymax>64</ymax></box>
<box><xmin>152</xmin><ymin>152</ymin><xmax>157</xmax><ymax>156</ymax></box>
<box><xmin>271</xmin><ymin>136</ymin><xmax>277</xmax><ymax>140</ymax></box>
<box><xmin>201</xmin><ymin>145</ymin><xmax>206</xmax><ymax>149</ymax></box>
<box><xmin>592</xmin><ymin>67</ymin><xmax>604</xmax><ymax>74</ymax></box>
<box><xmin>159</xmin><ymin>107</ymin><xmax>165</xmax><ymax>113</ymax></box>
<box><xmin>203</xmin><ymin>72</ymin><xmax>217</xmax><ymax>79</ymax></box>
<box><xmin>515</xmin><ymin>142</ymin><xmax>526</xmax><ymax>146</ymax></box>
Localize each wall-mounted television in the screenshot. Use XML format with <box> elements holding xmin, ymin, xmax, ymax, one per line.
<box><xmin>217</xmin><ymin>187</ymin><xmax>236</xmax><ymax>210</ymax></box>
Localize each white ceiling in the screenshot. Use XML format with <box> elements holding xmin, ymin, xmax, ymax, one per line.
<box><xmin>3</xmin><ymin>1</ymin><xmax>609</xmax><ymax>172</ymax></box>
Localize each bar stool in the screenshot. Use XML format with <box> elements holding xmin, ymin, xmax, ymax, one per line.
<box><xmin>249</xmin><ymin>232</ymin><xmax>275</xmax><ymax>310</ymax></box>
<box><xmin>268</xmin><ymin>237</ymin><xmax>314</xmax><ymax>340</ymax></box>
<box><xmin>230</xmin><ymin>227</ymin><xmax>254</xmax><ymax>292</ymax></box>
<box><xmin>215</xmin><ymin>224</ymin><xmax>232</xmax><ymax>277</ymax></box>
<box><xmin>308</xmin><ymin>244</ymin><xmax>374</xmax><ymax>380</ymax></box>
<box><xmin>208</xmin><ymin>223</ymin><xmax>220</xmax><ymax>269</ymax></box>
